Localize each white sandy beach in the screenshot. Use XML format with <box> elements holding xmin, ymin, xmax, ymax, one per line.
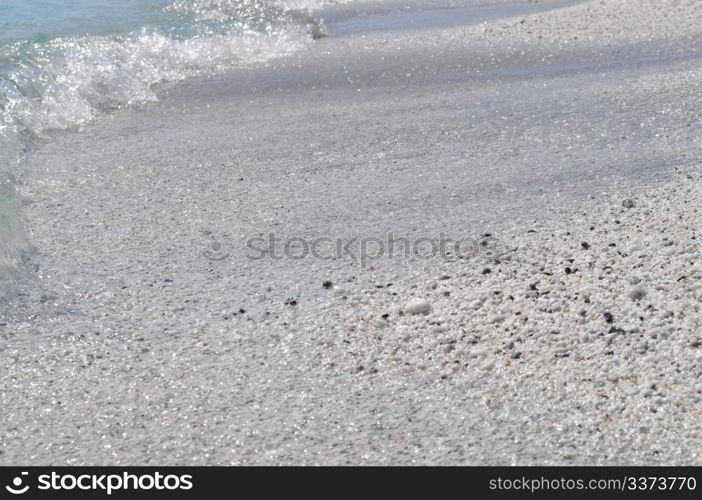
<box><xmin>1</xmin><ymin>0</ymin><xmax>701</xmax><ymax>464</ymax></box>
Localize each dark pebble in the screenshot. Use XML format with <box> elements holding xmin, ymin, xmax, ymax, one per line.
<box><xmin>322</xmin><ymin>280</ymin><xmax>333</xmax><ymax>289</ymax></box>
<box><xmin>581</xmin><ymin>242</ymin><xmax>590</xmax><ymax>249</ymax></box>
<box><xmin>604</xmin><ymin>312</ymin><xmax>614</xmax><ymax>323</ymax></box>
<box><xmin>482</xmin><ymin>268</ymin><xmax>492</xmax><ymax>275</ymax></box>
<box><xmin>285</xmin><ymin>299</ymin><xmax>298</xmax><ymax>306</ymax></box>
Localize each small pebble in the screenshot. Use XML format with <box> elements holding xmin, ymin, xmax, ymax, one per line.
<box><xmin>404</xmin><ymin>299</ymin><xmax>431</xmax><ymax>315</ymax></box>
<box><xmin>627</xmin><ymin>285</ymin><xmax>647</xmax><ymax>301</ymax></box>
<box><xmin>622</xmin><ymin>199</ymin><xmax>635</xmax><ymax>208</ymax></box>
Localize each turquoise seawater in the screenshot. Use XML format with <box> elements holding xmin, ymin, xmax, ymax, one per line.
<box><xmin>0</xmin><ymin>1</ymin><xmax>175</xmax><ymax>44</ymax></box>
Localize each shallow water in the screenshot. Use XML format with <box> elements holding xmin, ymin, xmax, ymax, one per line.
<box><xmin>0</xmin><ymin>0</ymin><xmax>326</xmax><ymax>299</ymax></box>
<box><xmin>323</xmin><ymin>0</ymin><xmax>584</xmax><ymax>36</ymax></box>
<box><xmin>0</xmin><ymin>0</ymin><xmax>174</xmax><ymax>44</ymax></box>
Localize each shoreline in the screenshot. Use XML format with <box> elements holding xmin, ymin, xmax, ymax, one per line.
<box><xmin>1</xmin><ymin>0</ymin><xmax>701</xmax><ymax>465</ymax></box>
